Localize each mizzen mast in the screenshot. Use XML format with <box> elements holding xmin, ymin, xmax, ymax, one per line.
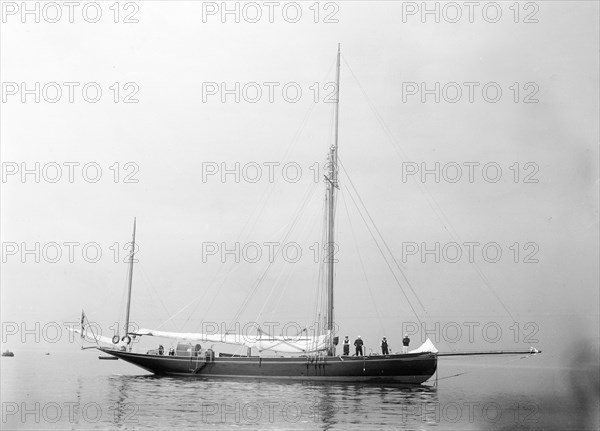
<box><xmin>123</xmin><ymin>217</ymin><xmax>136</xmax><ymax>349</ymax></box>
<box><xmin>325</xmin><ymin>44</ymin><xmax>341</xmax><ymax>356</ymax></box>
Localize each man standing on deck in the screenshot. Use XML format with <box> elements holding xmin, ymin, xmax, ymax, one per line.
<box><xmin>343</xmin><ymin>336</ymin><xmax>350</xmax><ymax>355</ymax></box>
<box><xmin>381</xmin><ymin>336</ymin><xmax>389</xmax><ymax>355</ymax></box>
<box><xmin>402</xmin><ymin>334</ymin><xmax>410</xmax><ymax>354</ymax></box>
<box><xmin>354</xmin><ymin>336</ymin><xmax>364</xmax><ymax>356</ymax></box>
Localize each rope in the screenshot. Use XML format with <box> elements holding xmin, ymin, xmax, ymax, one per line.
<box><xmin>137</xmin><ymin>262</ymin><xmax>174</xmax><ymax>328</ymax></box>
<box><xmin>341</xmin><ymin>55</ymin><xmax>526</xmax><ymax>342</ymax></box>
<box><xmin>341</xmin><ymin>181</ymin><xmax>424</xmax><ymax>327</ymax></box>
<box><xmin>339</xmin><ymin>159</ymin><xmax>427</xmax><ymax>313</ymax></box>
<box><xmin>230</xmin><ymin>179</ymin><xmax>321</xmax><ymax>326</ymax></box>
<box><xmin>339</xmin><ymin>185</ymin><xmax>386</xmax><ymax>335</ymax></box>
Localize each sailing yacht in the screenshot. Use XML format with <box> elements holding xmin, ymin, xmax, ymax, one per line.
<box><xmin>78</xmin><ymin>46</ymin><xmax>538</xmax><ymax>382</ymax></box>
<box><xmin>73</xmin><ymin>45</ymin><xmax>439</xmax><ymax>383</ymax></box>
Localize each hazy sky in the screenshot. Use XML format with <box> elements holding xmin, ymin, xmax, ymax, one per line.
<box><xmin>1</xmin><ymin>1</ymin><xmax>598</xmax><ymax>364</ymax></box>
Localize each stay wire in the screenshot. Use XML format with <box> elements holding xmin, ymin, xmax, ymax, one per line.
<box><xmin>341</xmin><ymin>55</ymin><xmax>525</xmax><ymax>340</ymax></box>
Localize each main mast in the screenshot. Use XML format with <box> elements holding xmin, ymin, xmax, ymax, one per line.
<box><xmin>123</xmin><ymin>217</ymin><xmax>136</xmax><ymax>349</ymax></box>
<box><xmin>326</xmin><ymin>44</ymin><xmax>341</xmax><ymax>355</ymax></box>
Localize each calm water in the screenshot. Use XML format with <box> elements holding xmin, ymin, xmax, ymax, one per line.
<box><xmin>1</xmin><ymin>351</ymin><xmax>598</xmax><ymax>430</ymax></box>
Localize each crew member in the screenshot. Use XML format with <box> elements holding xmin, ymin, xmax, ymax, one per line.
<box><xmin>354</xmin><ymin>336</ymin><xmax>364</xmax><ymax>356</ymax></box>
<box><xmin>343</xmin><ymin>336</ymin><xmax>350</xmax><ymax>355</ymax></box>
<box><xmin>402</xmin><ymin>334</ymin><xmax>410</xmax><ymax>354</ymax></box>
<box><xmin>381</xmin><ymin>336</ymin><xmax>389</xmax><ymax>355</ymax></box>
<box><xmin>158</xmin><ymin>344</ymin><xmax>164</xmax><ymax>355</ymax></box>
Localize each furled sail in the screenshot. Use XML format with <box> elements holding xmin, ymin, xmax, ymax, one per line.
<box><xmin>134</xmin><ymin>328</ymin><xmax>331</xmax><ymax>354</ymax></box>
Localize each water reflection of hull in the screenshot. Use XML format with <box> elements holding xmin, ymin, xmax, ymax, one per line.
<box><xmin>99</xmin><ymin>348</ymin><xmax>437</xmax><ymax>384</ymax></box>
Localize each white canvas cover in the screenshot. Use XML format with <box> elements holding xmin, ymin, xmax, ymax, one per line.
<box><xmin>409</xmin><ymin>338</ymin><xmax>438</xmax><ymax>354</ymax></box>
<box><xmin>134</xmin><ymin>328</ymin><xmax>331</xmax><ymax>354</ymax></box>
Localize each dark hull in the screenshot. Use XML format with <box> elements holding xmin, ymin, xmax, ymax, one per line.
<box><xmin>98</xmin><ymin>348</ymin><xmax>437</xmax><ymax>384</ymax></box>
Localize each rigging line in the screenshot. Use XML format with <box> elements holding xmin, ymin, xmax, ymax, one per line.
<box><xmin>339</xmin><ymin>184</ymin><xmax>386</xmax><ymax>336</ymax></box>
<box><xmin>312</xmin><ymin>191</ymin><xmax>329</xmax><ymax>329</ymax></box>
<box><xmin>190</xmin><ymin>215</ymin><xmax>294</xmax><ymax>331</ymax></box>
<box><xmin>255</xmin><ymin>219</ymin><xmax>307</xmax><ymax>324</ymax></box>
<box><xmin>185</xmin><ymin>256</ymin><xmax>249</xmax><ymax>331</ymax></box>
<box><xmin>317</xmin><ymin>155</ymin><xmax>332</xmax><ymax>327</ymax></box>
<box><xmin>341</xmin><ymin>57</ymin><xmax>524</xmax><ymax>338</ymax></box>
<box><xmin>281</xmin><ymin>195</ymin><xmax>324</xmax><ymax>325</ymax></box>
<box><xmin>189</xmin><ymin>83</ymin><xmax>333</xmax><ymax>330</ymax></box>
<box><xmin>437</xmin><ymin>352</ymin><xmax>532</xmax><ymax>381</ymax></box>
<box><xmin>177</xmin><ymin>263</ymin><xmax>231</xmax><ymax>331</ymax></box>
<box><xmin>230</xmin><ymin>184</ymin><xmax>317</xmax><ymax>326</ymax></box>
<box><xmin>154</xmin><ymin>275</ymin><xmax>224</xmax><ymax>331</ymax></box>
<box><xmin>342</xmin><ymin>56</ymin><xmax>459</xmax><ymax>244</ymax></box>
<box><xmin>235</xmin><ymin>58</ymin><xmax>336</xmax><ymax>245</ymax></box>
<box><xmin>153</xmin><ymin>66</ymin><xmax>335</xmax><ymax>334</ymax></box>
<box><xmin>230</xmin><ymin>179</ymin><xmax>322</xmax><ymax>326</ymax></box>
<box><xmin>339</xmin><ymin>158</ymin><xmax>427</xmax><ymax>313</ymax></box>
<box><xmin>136</xmin><ymin>262</ymin><xmax>174</xmax><ymax>329</ymax></box>
<box><xmin>340</xmin><ymin>158</ymin><xmax>457</xmax><ymax>353</ymax></box>
<box><xmin>265</xmin><ymin>198</ymin><xmax>323</xmax><ymax>324</ymax></box>
<box><xmin>114</xmin><ymin>259</ymin><xmax>133</xmax><ymax>335</ymax></box>
<box><xmin>255</xmin><ymin>58</ymin><xmax>337</xmax><ymax>333</ymax></box>
<box><xmin>233</xmin><ymin>55</ymin><xmax>336</xmax><ymax>248</ymax></box>
<box><xmin>176</xmin><ymin>59</ymin><xmax>337</xmax><ymax>333</ymax></box>
<box><xmin>182</xmin><ymin>174</ymin><xmax>287</xmax><ymax>330</ymax></box>
<box><xmin>264</xmin><ymin>260</ymin><xmax>296</xmax><ymax>322</ymax></box>
<box><xmin>154</xmin><ymin>240</ymin><xmax>242</xmax><ymax>331</ymax></box>
<box><xmin>342</xmin><ymin>182</ymin><xmax>424</xmax><ymax>328</ymax></box>
<box><xmin>199</xmin><ymin>274</ymin><xmax>238</xmax><ymax>325</ymax></box>
<box><xmin>237</xmin><ymin>179</ymin><xmax>321</xmax><ymax>324</ymax></box>
<box><xmin>329</xmin><ymin>177</ymin><xmax>340</xmax><ymax>331</ymax></box>
<box><xmin>435</xmin><ymin>372</ymin><xmax>470</xmax><ymax>381</ymax></box>
<box><xmin>159</xmin><ymin>177</ymin><xmax>296</xmax><ymax>331</ymax></box>
<box><xmin>254</xmin><ymin>257</ymin><xmax>297</xmax><ymax>327</ymax></box>
<box><xmin>152</xmin><ymin>254</ymin><xmax>249</xmax><ymax>331</ymax></box>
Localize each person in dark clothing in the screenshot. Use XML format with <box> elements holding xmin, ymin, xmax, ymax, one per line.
<box><xmin>343</xmin><ymin>336</ymin><xmax>350</xmax><ymax>355</ymax></box>
<box><xmin>402</xmin><ymin>334</ymin><xmax>410</xmax><ymax>354</ymax></box>
<box><xmin>381</xmin><ymin>336</ymin><xmax>389</xmax><ymax>355</ymax></box>
<box><xmin>354</xmin><ymin>336</ymin><xmax>364</xmax><ymax>356</ymax></box>
<box><xmin>158</xmin><ymin>344</ymin><xmax>164</xmax><ymax>355</ymax></box>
